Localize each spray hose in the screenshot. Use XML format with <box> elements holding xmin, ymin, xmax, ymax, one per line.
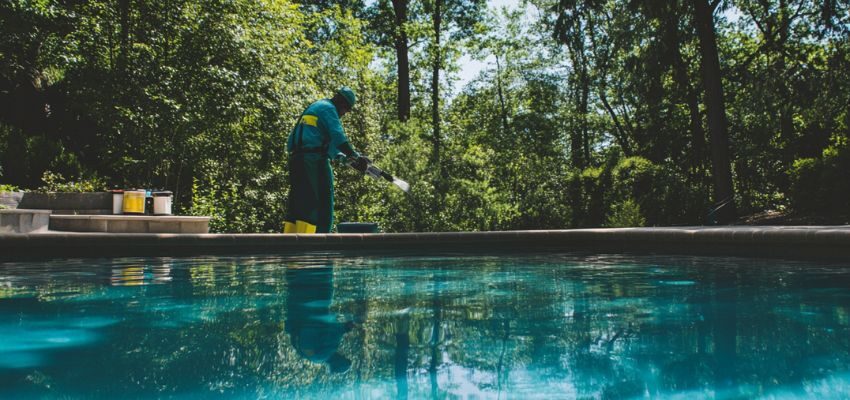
<box><xmin>347</xmin><ymin>158</ymin><xmax>410</xmax><ymax>193</ymax></box>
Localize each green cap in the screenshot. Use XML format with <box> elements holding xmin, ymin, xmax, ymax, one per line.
<box><xmin>337</xmin><ymin>86</ymin><xmax>356</xmax><ymax>108</ymax></box>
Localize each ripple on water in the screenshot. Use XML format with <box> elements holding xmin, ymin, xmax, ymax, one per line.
<box><xmin>0</xmin><ymin>352</ymin><xmax>45</xmax><ymax>369</ymax></box>
<box><xmin>656</xmin><ymin>280</ymin><xmax>697</xmax><ymax>286</ymax></box>
<box><xmin>0</xmin><ymin>323</ymin><xmax>100</xmax><ymax>368</ymax></box>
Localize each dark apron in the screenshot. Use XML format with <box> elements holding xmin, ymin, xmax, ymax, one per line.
<box><xmin>285</xmin><ymin>112</ymin><xmax>334</xmax><ymax>233</ymax></box>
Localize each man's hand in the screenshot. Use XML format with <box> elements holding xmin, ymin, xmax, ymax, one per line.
<box><xmin>351</xmin><ymin>154</ymin><xmax>371</xmax><ymax>173</ymax></box>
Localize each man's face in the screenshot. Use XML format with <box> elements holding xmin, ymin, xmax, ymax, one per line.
<box><xmin>338</xmin><ymin>102</ymin><xmax>350</xmax><ymax>117</ymax></box>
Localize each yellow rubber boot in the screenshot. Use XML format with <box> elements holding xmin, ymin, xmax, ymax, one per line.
<box><xmin>283</xmin><ymin>221</ymin><xmax>296</xmax><ymax>234</ymax></box>
<box><xmin>295</xmin><ymin>220</ymin><xmax>317</xmax><ymax>234</ymax></box>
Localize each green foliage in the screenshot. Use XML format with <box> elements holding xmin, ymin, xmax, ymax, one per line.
<box><xmin>789</xmin><ymin>145</ymin><xmax>850</xmax><ymax>216</ymax></box>
<box><xmin>440</xmin><ymin>143</ymin><xmax>520</xmax><ymax>231</ymax></box>
<box><xmin>566</xmin><ymin>155</ymin><xmax>703</xmax><ymax>227</ymax></box>
<box><xmin>0</xmin><ymin>184</ymin><xmax>20</xmax><ymax>193</ymax></box>
<box><xmin>36</xmin><ymin>171</ymin><xmax>105</xmax><ymax>193</ymax></box>
<box><xmin>606</xmin><ymin>199</ymin><xmax>646</xmax><ymax>228</ymax></box>
<box><xmin>335</xmin><ymin>119</ymin><xmax>439</xmax><ymax>232</ymax></box>
<box><xmin>188</xmin><ymin>178</ymin><xmax>273</xmax><ymax>233</ymax></box>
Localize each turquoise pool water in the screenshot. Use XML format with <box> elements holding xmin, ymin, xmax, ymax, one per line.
<box><xmin>1</xmin><ymin>253</ymin><xmax>849</xmax><ymax>399</ymax></box>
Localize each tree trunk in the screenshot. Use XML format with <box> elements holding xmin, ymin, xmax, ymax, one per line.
<box><xmin>392</xmin><ymin>0</ymin><xmax>411</xmax><ymax>121</ymax></box>
<box><xmin>431</xmin><ymin>0</ymin><xmax>442</xmax><ymax>174</ymax></box>
<box><xmin>118</xmin><ymin>0</ymin><xmax>131</xmax><ymax>79</ymax></box>
<box><xmin>495</xmin><ymin>55</ymin><xmax>509</xmax><ymax>134</ymax></box>
<box><xmin>580</xmin><ymin>70</ymin><xmax>591</xmax><ymax>165</ymax></box>
<box><xmin>664</xmin><ymin>3</ymin><xmax>707</xmax><ymax>176</ymax></box>
<box><xmin>694</xmin><ymin>0</ymin><xmax>737</xmax><ymax>223</ymax></box>
<box><xmin>567</xmin><ymin>47</ymin><xmax>588</xmax><ymax>170</ymax></box>
<box><xmin>572</xmin><ymin>68</ymin><xmax>588</xmax><ymax>170</ymax></box>
<box><xmin>566</xmin><ymin>37</ymin><xmax>588</xmax><ymax>227</ymax></box>
<box><xmin>776</xmin><ymin>1</ymin><xmax>794</xmax><ymax>189</ymax></box>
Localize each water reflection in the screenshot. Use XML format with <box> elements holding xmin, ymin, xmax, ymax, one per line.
<box><xmin>394</xmin><ymin>280</ymin><xmax>413</xmax><ymax>400</ymax></box>
<box><xmin>0</xmin><ymin>254</ymin><xmax>848</xmax><ymax>399</ymax></box>
<box><xmin>109</xmin><ymin>262</ymin><xmax>172</xmax><ymax>286</ymax></box>
<box><xmin>285</xmin><ymin>265</ymin><xmax>352</xmax><ymax>374</ymax></box>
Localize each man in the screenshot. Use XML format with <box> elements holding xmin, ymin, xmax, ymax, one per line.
<box><xmin>284</xmin><ymin>87</ymin><xmax>369</xmax><ymax>233</ymax></box>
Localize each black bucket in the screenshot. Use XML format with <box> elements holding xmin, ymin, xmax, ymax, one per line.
<box><xmin>337</xmin><ymin>222</ymin><xmax>379</xmax><ymax>233</ymax></box>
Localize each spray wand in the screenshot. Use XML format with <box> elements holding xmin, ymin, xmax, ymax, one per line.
<box><xmin>348</xmin><ymin>157</ymin><xmax>410</xmax><ymax>193</ymax></box>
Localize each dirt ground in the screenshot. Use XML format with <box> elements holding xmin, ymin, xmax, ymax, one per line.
<box><xmin>738</xmin><ymin>210</ymin><xmax>850</xmax><ymax>226</ymax></box>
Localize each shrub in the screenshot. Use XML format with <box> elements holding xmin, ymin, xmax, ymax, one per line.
<box><xmin>789</xmin><ymin>145</ymin><xmax>850</xmax><ymax>216</ymax></box>
<box><xmin>606</xmin><ymin>198</ymin><xmax>646</xmax><ymax>227</ymax></box>
<box><xmin>569</xmin><ymin>154</ymin><xmax>698</xmax><ymax>227</ymax></box>
<box><xmin>788</xmin><ymin>158</ymin><xmax>819</xmax><ymax>213</ymax></box>
<box><xmin>36</xmin><ymin>171</ymin><xmax>106</xmax><ymax>193</ymax></box>
<box><xmin>0</xmin><ymin>183</ymin><xmax>20</xmax><ymax>193</ymax></box>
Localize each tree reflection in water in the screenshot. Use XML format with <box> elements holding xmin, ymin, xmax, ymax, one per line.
<box><xmin>0</xmin><ymin>254</ymin><xmax>849</xmax><ymax>399</ymax></box>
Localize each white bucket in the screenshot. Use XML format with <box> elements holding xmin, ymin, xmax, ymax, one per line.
<box><xmin>153</xmin><ymin>192</ymin><xmax>173</xmax><ymax>215</ymax></box>
<box><xmin>111</xmin><ymin>191</ymin><xmax>124</xmax><ymax>214</ymax></box>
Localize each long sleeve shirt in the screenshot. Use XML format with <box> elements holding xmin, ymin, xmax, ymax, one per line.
<box><xmin>286</xmin><ymin>99</ymin><xmax>351</xmax><ymax>160</ymax></box>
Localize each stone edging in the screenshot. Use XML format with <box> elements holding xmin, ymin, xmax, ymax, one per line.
<box><xmin>1</xmin><ymin>226</ymin><xmax>849</xmax><ymax>260</ymax></box>
<box><xmin>0</xmin><ymin>209</ymin><xmax>52</xmax><ymax>215</ymax></box>
<box><xmin>50</xmin><ymin>215</ymin><xmax>210</xmax><ymax>222</ymax></box>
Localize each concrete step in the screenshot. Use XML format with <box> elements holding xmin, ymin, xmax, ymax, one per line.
<box><xmin>0</xmin><ymin>209</ymin><xmax>51</xmax><ymax>233</ymax></box>
<box><xmin>52</xmin><ymin>209</ymin><xmax>113</xmax><ymax>215</ymax></box>
<box><xmin>50</xmin><ymin>215</ymin><xmax>210</xmax><ymax>234</ymax></box>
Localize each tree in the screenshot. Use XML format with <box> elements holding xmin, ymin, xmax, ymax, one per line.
<box><xmin>365</xmin><ymin>0</ymin><xmax>416</xmax><ymax>122</ymax></box>
<box><xmin>421</xmin><ymin>0</ymin><xmax>485</xmax><ymax>175</ymax></box>
<box><xmin>693</xmin><ymin>0</ymin><xmax>737</xmax><ymax>223</ymax></box>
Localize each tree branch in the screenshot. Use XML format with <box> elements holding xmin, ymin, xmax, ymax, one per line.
<box><xmin>599</xmin><ymin>89</ymin><xmax>632</xmax><ymax>155</ymax></box>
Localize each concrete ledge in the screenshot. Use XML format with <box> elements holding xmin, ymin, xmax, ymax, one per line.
<box><xmin>49</xmin><ymin>215</ymin><xmax>210</xmax><ymax>234</ymax></box>
<box><xmin>6</xmin><ymin>192</ymin><xmax>113</xmax><ymax>210</ymax></box>
<box><xmin>0</xmin><ymin>226</ymin><xmax>849</xmax><ymax>260</ymax></box>
<box><xmin>0</xmin><ymin>209</ymin><xmax>51</xmax><ymax>233</ymax></box>
<box><xmin>51</xmin><ymin>209</ymin><xmax>113</xmax><ymax>215</ymax></box>
<box><xmin>0</xmin><ymin>191</ymin><xmax>24</xmax><ymax>209</ymax></box>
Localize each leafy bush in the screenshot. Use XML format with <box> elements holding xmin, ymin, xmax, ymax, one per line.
<box><xmin>0</xmin><ymin>184</ymin><xmax>20</xmax><ymax>193</ymax></box>
<box><xmin>566</xmin><ymin>154</ymin><xmax>700</xmax><ymax>227</ymax></box>
<box><xmin>606</xmin><ymin>199</ymin><xmax>646</xmax><ymax>227</ymax></box>
<box><xmin>37</xmin><ymin>171</ymin><xmax>106</xmax><ymax>193</ymax></box>
<box><xmin>789</xmin><ymin>145</ymin><xmax>850</xmax><ymax>215</ymax></box>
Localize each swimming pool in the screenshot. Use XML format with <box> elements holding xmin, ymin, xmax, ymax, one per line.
<box><xmin>1</xmin><ymin>252</ymin><xmax>849</xmax><ymax>399</ymax></box>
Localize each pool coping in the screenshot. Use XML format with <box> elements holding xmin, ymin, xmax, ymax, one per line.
<box><xmin>1</xmin><ymin>226</ymin><xmax>849</xmax><ymax>260</ymax></box>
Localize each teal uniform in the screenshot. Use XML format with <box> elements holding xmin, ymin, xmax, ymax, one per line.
<box><xmin>286</xmin><ymin>99</ymin><xmax>352</xmax><ymax>233</ymax></box>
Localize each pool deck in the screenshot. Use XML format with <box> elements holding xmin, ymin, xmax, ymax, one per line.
<box><xmin>1</xmin><ymin>226</ymin><xmax>849</xmax><ymax>260</ymax></box>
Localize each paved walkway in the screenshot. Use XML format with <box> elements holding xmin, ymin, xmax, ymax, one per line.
<box><xmin>1</xmin><ymin>226</ymin><xmax>848</xmax><ymax>260</ymax></box>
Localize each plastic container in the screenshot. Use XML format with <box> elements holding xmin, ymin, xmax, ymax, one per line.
<box><xmin>110</xmin><ymin>189</ymin><xmax>124</xmax><ymax>214</ymax></box>
<box><xmin>122</xmin><ymin>190</ymin><xmax>146</xmax><ymax>214</ymax></box>
<box><xmin>153</xmin><ymin>191</ymin><xmax>173</xmax><ymax>215</ymax></box>
<box><xmin>337</xmin><ymin>222</ymin><xmax>379</xmax><ymax>233</ymax></box>
<box><xmin>144</xmin><ymin>190</ymin><xmax>154</xmax><ymax>215</ymax></box>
